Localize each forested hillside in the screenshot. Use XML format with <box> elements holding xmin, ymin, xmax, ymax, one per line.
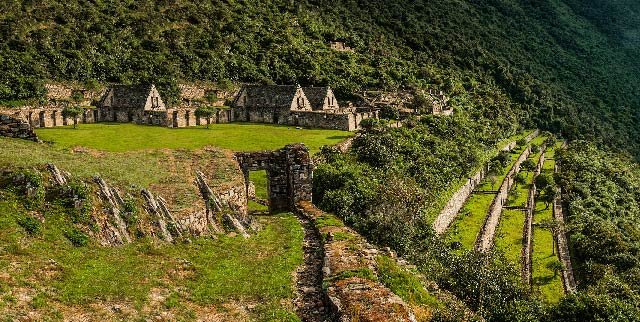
<box><xmin>0</xmin><ymin>0</ymin><xmax>639</xmax><ymax>156</ymax></box>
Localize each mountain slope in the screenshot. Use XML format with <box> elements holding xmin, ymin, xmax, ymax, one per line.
<box><xmin>1</xmin><ymin>0</ymin><xmax>638</xmax><ymax>156</ymax></box>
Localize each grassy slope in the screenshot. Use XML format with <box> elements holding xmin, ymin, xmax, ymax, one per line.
<box><xmin>1</xmin><ymin>123</ymin><xmax>350</xmax><ymax>320</ymax></box>
<box><xmin>494</xmin><ymin>135</ymin><xmax>547</xmax><ymax>271</ymax></box>
<box><xmin>531</xmin><ymin>143</ymin><xmax>564</xmax><ymax>303</ymax></box>
<box><xmin>446</xmin><ymin>136</ymin><xmax>532</xmax><ymax>250</ymax></box>
<box><xmin>35</xmin><ymin>123</ymin><xmax>351</xmax><ymax>154</ymax></box>
<box><xmin>0</xmin><ymin>190</ymin><xmax>303</xmax><ymax>320</ymax></box>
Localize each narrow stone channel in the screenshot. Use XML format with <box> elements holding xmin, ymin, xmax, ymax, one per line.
<box><xmin>293</xmin><ymin>214</ymin><xmax>333</xmax><ymax>322</ymax></box>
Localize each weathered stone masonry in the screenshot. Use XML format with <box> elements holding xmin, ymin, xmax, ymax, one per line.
<box><xmin>235</xmin><ymin>143</ymin><xmax>313</xmax><ymax>212</ymax></box>
<box><xmin>0</xmin><ymin>114</ymin><xmax>39</xmax><ymax>142</ymax></box>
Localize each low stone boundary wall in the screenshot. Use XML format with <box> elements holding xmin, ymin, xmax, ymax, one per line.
<box><xmin>553</xmin><ymin>155</ymin><xmax>577</xmax><ymax>294</ymax></box>
<box><xmin>521</xmin><ymin>145</ymin><xmax>546</xmax><ymax>285</ymax></box>
<box><xmin>0</xmin><ymin>114</ymin><xmax>39</xmax><ymax>141</ymax></box>
<box><xmin>296</xmin><ymin>201</ymin><xmax>417</xmax><ymax>322</ymax></box>
<box><xmin>476</xmin><ymin>145</ymin><xmax>532</xmax><ymax>252</ymax></box>
<box><xmin>433</xmin><ymin>129</ymin><xmax>540</xmax><ymax>235</ymax></box>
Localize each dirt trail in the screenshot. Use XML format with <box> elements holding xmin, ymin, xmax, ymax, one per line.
<box><xmin>293</xmin><ymin>214</ymin><xmax>333</xmax><ymax>322</ymax></box>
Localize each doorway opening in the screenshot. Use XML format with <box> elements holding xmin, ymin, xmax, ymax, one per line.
<box><xmin>247</xmin><ymin>170</ymin><xmax>269</xmax><ymax>213</ymax></box>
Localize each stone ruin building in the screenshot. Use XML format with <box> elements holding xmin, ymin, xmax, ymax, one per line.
<box><xmin>329</xmin><ymin>41</ymin><xmax>354</xmax><ymax>52</ymax></box>
<box><xmin>0</xmin><ymin>82</ymin><xmax>379</xmax><ymax>133</ymax></box>
<box><xmin>98</xmin><ymin>84</ymin><xmax>166</xmax><ymax>123</ymax></box>
<box><xmin>360</xmin><ymin>89</ymin><xmax>453</xmax><ymax>117</ymax></box>
<box><xmin>231</xmin><ymin>84</ymin><xmax>378</xmax><ymax>131</ymax></box>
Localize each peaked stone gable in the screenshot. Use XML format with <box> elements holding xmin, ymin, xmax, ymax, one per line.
<box><xmin>99</xmin><ymin>84</ymin><xmax>165</xmax><ymax>111</ymax></box>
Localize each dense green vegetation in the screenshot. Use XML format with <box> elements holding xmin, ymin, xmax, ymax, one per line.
<box><xmin>556</xmin><ymin>142</ymin><xmax>640</xmax><ymax>315</ymax></box>
<box><xmin>0</xmin><ymin>189</ymin><xmax>303</xmax><ymax>320</ymax></box>
<box><xmin>1</xmin><ymin>0</ymin><xmax>638</xmax><ymax>156</ymax></box>
<box><xmin>35</xmin><ymin>123</ymin><xmax>351</xmax><ymax>153</ymax></box>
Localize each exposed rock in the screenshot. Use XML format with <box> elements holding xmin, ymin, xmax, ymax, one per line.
<box><xmin>141</xmin><ymin>189</ymin><xmax>174</xmax><ymax>242</ymax></box>
<box><xmin>46</xmin><ymin>163</ymin><xmax>67</xmax><ymax>186</ymax></box>
<box><xmin>222</xmin><ymin>213</ymin><xmax>250</xmax><ymax>238</ymax></box>
<box><xmin>94</xmin><ymin>176</ymin><xmax>131</xmax><ymax>244</ymax></box>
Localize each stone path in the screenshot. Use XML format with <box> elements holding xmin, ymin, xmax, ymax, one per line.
<box><xmin>293</xmin><ymin>214</ymin><xmax>332</xmax><ymax>322</ymax></box>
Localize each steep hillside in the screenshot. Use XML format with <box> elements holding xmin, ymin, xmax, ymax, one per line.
<box><xmin>0</xmin><ymin>0</ymin><xmax>639</xmax><ymax>155</ymax></box>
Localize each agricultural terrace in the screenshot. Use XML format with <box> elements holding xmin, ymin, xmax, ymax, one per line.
<box><xmin>493</xmin><ymin>135</ymin><xmax>547</xmax><ymax>271</ymax></box>
<box><xmin>531</xmin><ymin>141</ymin><xmax>564</xmax><ymax>302</ymax></box>
<box><xmin>445</xmin><ymin>132</ymin><xmax>536</xmax><ymax>250</ymax></box>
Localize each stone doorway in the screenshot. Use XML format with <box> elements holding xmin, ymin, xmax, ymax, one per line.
<box><xmin>235</xmin><ymin>144</ymin><xmax>313</xmax><ymax>213</ymax></box>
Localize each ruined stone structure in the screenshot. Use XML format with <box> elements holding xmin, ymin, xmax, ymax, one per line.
<box><xmin>98</xmin><ymin>84</ymin><xmax>166</xmax><ymax>123</ymax></box>
<box><xmin>296</xmin><ymin>202</ymin><xmax>417</xmax><ymax>321</ymax></box>
<box><xmin>329</xmin><ymin>41</ymin><xmax>354</xmax><ymax>52</ymax></box>
<box><xmin>177</xmin><ymin>83</ymin><xmax>238</xmax><ymax>108</ymax></box>
<box><xmin>0</xmin><ymin>114</ymin><xmax>39</xmax><ymax>141</ymax></box>
<box><xmin>3</xmin><ymin>83</ymin><xmax>378</xmax><ymax>131</ymax></box>
<box><xmin>232</xmin><ymin>85</ymin><xmax>378</xmax><ymax>131</ymax></box>
<box><xmin>235</xmin><ymin>144</ymin><xmax>313</xmax><ymax>212</ymax></box>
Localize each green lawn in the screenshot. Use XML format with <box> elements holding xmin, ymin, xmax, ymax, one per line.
<box><xmin>36</xmin><ymin>123</ymin><xmax>351</xmax><ymax>153</ymax></box>
<box><xmin>0</xmin><ymin>190</ymin><xmax>303</xmax><ymax>320</ymax></box>
<box><xmin>531</xmin><ymin>142</ymin><xmax>564</xmax><ymax>303</ymax></box>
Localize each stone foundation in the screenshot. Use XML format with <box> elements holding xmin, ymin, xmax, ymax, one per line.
<box><xmin>0</xmin><ymin>114</ymin><xmax>39</xmax><ymax>141</ymax></box>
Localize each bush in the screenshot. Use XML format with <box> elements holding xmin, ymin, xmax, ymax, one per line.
<box><xmin>17</xmin><ymin>216</ymin><xmax>41</xmax><ymax>235</ymax></box>
<box><xmin>64</xmin><ymin>228</ymin><xmax>89</xmax><ymax>247</ymax></box>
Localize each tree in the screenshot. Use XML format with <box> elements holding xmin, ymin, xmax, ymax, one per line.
<box><xmin>540</xmin><ymin>185</ymin><xmax>556</xmax><ymax>209</ymax></box>
<box><xmin>547</xmin><ymin>259</ymin><xmax>564</xmax><ymax>277</ymax></box>
<box><xmin>535</xmin><ymin>172</ymin><xmax>555</xmax><ymax>190</ymax></box>
<box><xmin>195</xmin><ymin>106</ymin><xmax>217</xmax><ymax>129</ymax></box>
<box><xmin>515</xmin><ymin>171</ymin><xmax>527</xmax><ymax>188</ymax></box>
<box><xmin>62</xmin><ymin>106</ymin><xmax>83</xmax><ymax>129</ymax></box>
<box><xmin>521</xmin><ymin>159</ymin><xmax>536</xmax><ymax>174</ymax></box>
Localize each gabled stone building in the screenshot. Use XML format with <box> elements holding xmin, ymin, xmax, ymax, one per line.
<box><xmin>232</xmin><ymin>84</ymin><xmax>378</xmax><ymax>131</ymax></box>
<box><xmin>98</xmin><ymin>84</ymin><xmax>166</xmax><ymax>122</ymax></box>
<box><xmin>302</xmin><ymin>87</ymin><xmax>340</xmax><ymax>111</ymax></box>
<box><xmin>233</xmin><ymin>85</ymin><xmax>312</xmax><ymax>111</ymax></box>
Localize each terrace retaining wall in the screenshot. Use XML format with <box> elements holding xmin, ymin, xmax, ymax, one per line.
<box><xmin>521</xmin><ymin>145</ymin><xmax>546</xmax><ymax>285</ymax></box>
<box><xmin>433</xmin><ymin>129</ymin><xmax>540</xmax><ymax>235</ymax></box>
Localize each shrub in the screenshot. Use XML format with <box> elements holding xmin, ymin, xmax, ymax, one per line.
<box><xmin>64</xmin><ymin>228</ymin><xmax>89</xmax><ymax>247</ymax></box>
<box><xmin>17</xmin><ymin>216</ymin><xmax>41</xmax><ymax>235</ymax></box>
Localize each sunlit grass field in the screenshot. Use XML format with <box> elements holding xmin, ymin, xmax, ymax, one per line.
<box><xmin>36</xmin><ymin>123</ymin><xmax>351</xmax><ymax>153</ymax></box>
<box><xmin>531</xmin><ymin>142</ymin><xmax>564</xmax><ymax>303</ymax></box>
<box><xmin>0</xmin><ymin>190</ymin><xmax>303</xmax><ymax>320</ymax></box>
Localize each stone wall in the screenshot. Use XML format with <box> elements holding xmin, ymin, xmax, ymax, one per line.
<box><xmin>234</xmin><ymin>107</ymin><xmax>378</xmax><ymax>131</ymax></box>
<box><xmin>235</xmin><ymin>144</ymin><xmax>313</xmax><ymax>212</ymax></box>
<box><xmin>553</xmin><ymin>147</ymin><xmax>577</xmax><ymax>294</ymax></box>
<box><xmin>521</xmin><ymin>146</ymin><xmax>546</xmax><ymax>285</ymax></box>
<box><xmin>296</xmin><ymin>201</ymin><xmax>417</xmax><ymax>321</ymax></box>
<box><xmin>0</xmin><ymin>114</ymin><xmax>39</xmax><ymax>141</ymax></box>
